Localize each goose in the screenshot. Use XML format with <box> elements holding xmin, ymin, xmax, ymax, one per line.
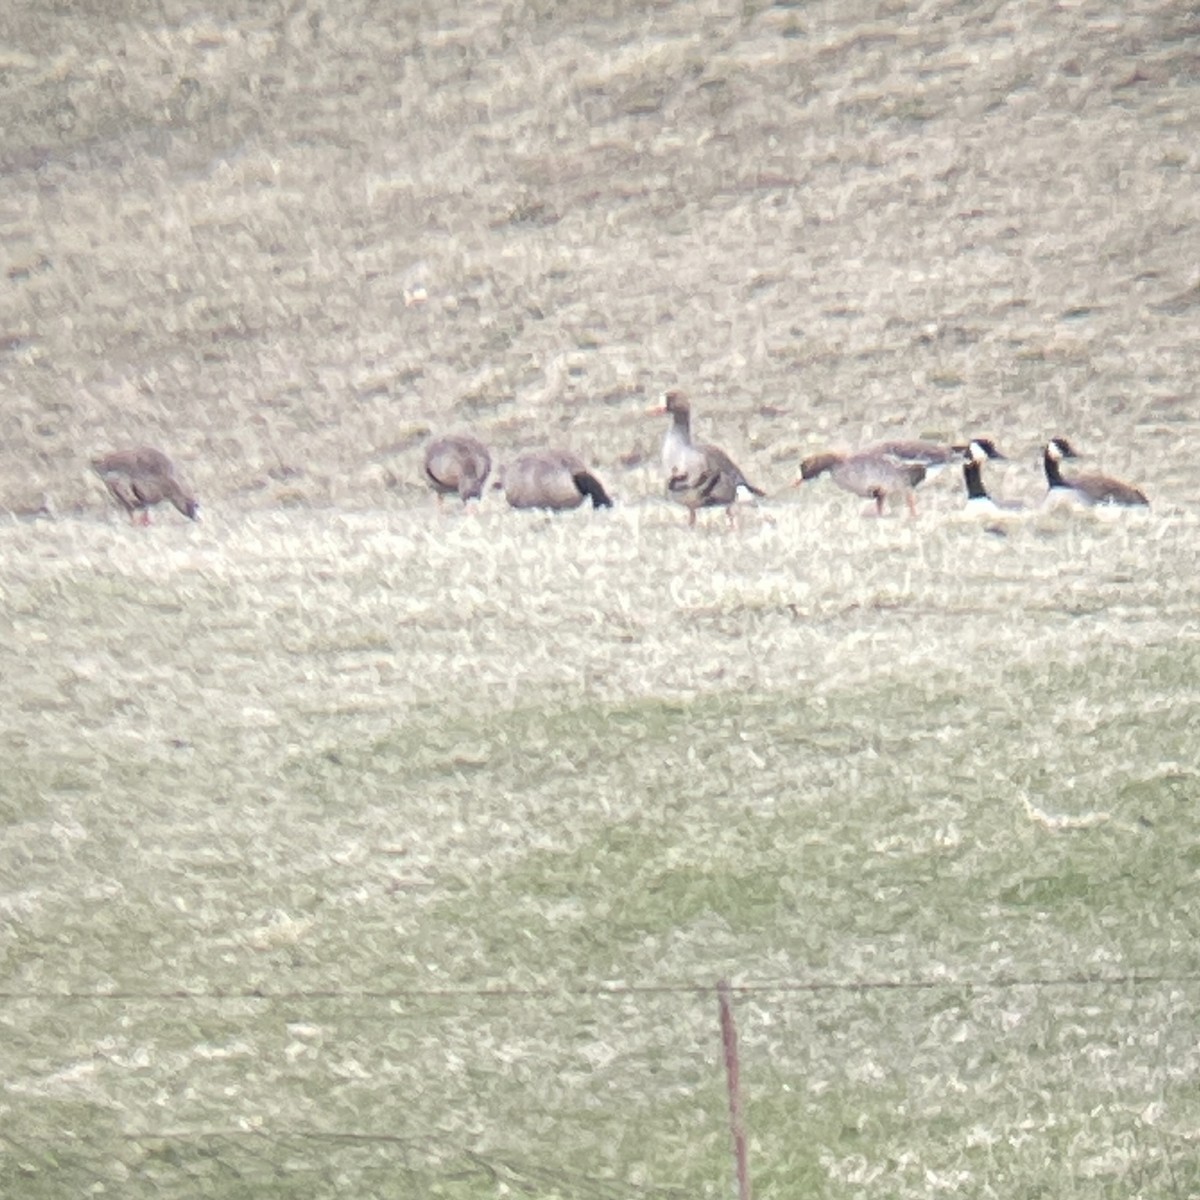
<box><xmin>91</xmin><ymin>447</ymin><xmax>199</xmax><ymax>523</ymax></box>
<box><xmin>961</xmin><ymin>439</ymin><xmax>1025</xmax><ymax>513</ymax></box>
<box><xmin>862</xmin><ymin>438</ymin><xmax>966</xmax><ymax>480</ymax></box>
<box><xmin>794</xmin><ymin>451</ymin><xmax>925</xmax><ymax>516</ymax></box>
<box><xmin>498</xmin><ymin>449</ymin><xmax>612</xmax><ymax>511</ymax></box>
<box><xmin>650</xmin><ymin>389</ymin><xmax>765</xmax><ymax>526</ymax></box>
<box><xmin>1042</xmin><ymin>437</ymin><xmax>1149</xmax><ymax>507</ymax></box>
<box><xmin>424</xmin><ymin>434</ymin><xmax>492</xmax><ymax>504</ymax></box>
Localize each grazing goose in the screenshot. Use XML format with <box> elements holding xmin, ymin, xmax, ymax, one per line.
<box><xmin>498</xmin><ymin>449</ymin><xmax>612</xmax><ymax>511</ymax></box>
<box><xmin>962</xmin><ymin>439</ymin><xmax>1025</xmax><ymax>513</ymax></box>
<box><xmin>794</xmin><ymin>451</ymin><xmax>925</xmax><ymax>516</ymax></box>
<box><xmin>424</xmin><ymin>434</ymin><xmax>492</xmax><ymax>504</ymax></box>
<box><xmin>91</xmin><ymin>447</ymin><xmax>199</xmax><ymax>523</ymax></box>
<box><xmin>863</xmin><ymin>438</ymin><xmax>966</xmax><ymax>480</ymax></box>
<box><xmin>651</xmin><ymin>389</ymin><xmax>765</xmax><ymax>526</ymax></box>
<box><xmin>1042</xmin><ymin>437</ymin><xmax>1149</xmax><ymax>507</ymax></box>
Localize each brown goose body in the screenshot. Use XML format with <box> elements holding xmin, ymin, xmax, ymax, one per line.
<box><xmin>795</xmin><ymin>451</ymin><xmax>925</xmax><ymax>516</ymax></box>
<box><xmin>499</xmin><ymin>449</ymin><xmax>612</xmax><ymax>511</ymax></box>
<box><xmin>652</xmin><ymin>390</ymin><xmax>765</xmax><ymax>526</ymax></box>
<box><xmin>91</xmin><ymin>447</ymin><xmax>199</xmax><ymax>523</ymax></box>
<box><xmin>1042</xmin><ymin>437</ymin><xmax>1149</xmax><ymax>508</ymax></box>
<box><xmin>424</xmin><ymin>434</ymin><xmax>492</xmax><ymax>503</ymax></box>
<box><xmin>863</xmin><ymin>438</ymin><xmax>962</xmax><ymax>479</ymax></box>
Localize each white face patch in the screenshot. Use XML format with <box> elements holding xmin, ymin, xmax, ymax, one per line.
<box><xmin>1046</xmin><ymin>440</ymin><xmax>1063</xmax><ymax>462</ymax></box>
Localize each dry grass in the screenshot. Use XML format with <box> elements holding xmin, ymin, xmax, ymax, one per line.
<box><xmin>1</xmin><ymin>0</ymin><xmax>1198</xmax><ymax>513</ymax></box>
<box><xmin>2</xmin><ymin>0</ymin><xmax>1200</xmax><ymax>1195</ymax></box>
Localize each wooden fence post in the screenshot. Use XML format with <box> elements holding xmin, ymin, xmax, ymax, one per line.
<box><xmin>717</xmin><ymin>979</ymin><xmax>751</xmax><ymax>1200</ymax></box>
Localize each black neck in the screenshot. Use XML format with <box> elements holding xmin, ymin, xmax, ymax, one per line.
<box><xmin>963</xmin><ymin>459</ymin><xmax>988</xmax><ymax>501</ymax></box>
<box><xmin>573</xmin><ymin>471</ymin><xmax>613</xmax><ymax>509</ymax></box>
<box><xmin>1043</xmin><ymin>450</ymin><xmax>1067</xmax><ymax>488</ymax></box>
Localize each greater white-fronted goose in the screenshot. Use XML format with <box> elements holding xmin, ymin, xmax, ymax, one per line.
<box><xmin>423</xmin><ymin>434</ymin><xmax>492</xmax><ymax>504</ymax></box>
<box><xmin>863</xmin><ymin>438</ymin><xmax>966</xmax><ymax>480</ymax></box>
<box><xmin>650</xmin><ymin>389</ymin><xmax>765</xmax><ymax>526</ymax></box>
<box><xmin>498</xmin><ymin>449</ymin><xmax>613</xmax><ymax>511</ymax></box>
<box><xmin>795</xmin><ymin>451</ymin><xmax>925</xmax><ymax>516</ymax></box>
<box><xmin>1042</xmin><ymin>437</ymin><xmax>1149</xmax><ymax>507</ymax></box>
<box><xmin>91</xmin><ymin>447</ymin><xmax>199</xmax><ymax>523</ymax></box>
<box><xmin>961</xmin><ymin>439</ymin><xmax>1025</xmax><ymax>513</ymax></box>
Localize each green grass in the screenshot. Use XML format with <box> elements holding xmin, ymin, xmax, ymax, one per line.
<box><xmin>3</xmin><ymin>0</ymin><xmax>1200</xmax><ymax>1194</ymax></box>
<box><xmin>2</xmin><ymin>503</ymin><xmax>1199</xmax><ymax>1198</ymax></box>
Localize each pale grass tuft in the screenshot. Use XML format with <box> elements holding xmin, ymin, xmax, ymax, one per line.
<box><xmin>241</xmin><ymin>911</ymin><xmax>317</xmax><ymax>951</ymax></box>
<box><xmin>1020</xmin><ymin>793</ymin><xmax>1112</xmax><ymax>831</ymax></box>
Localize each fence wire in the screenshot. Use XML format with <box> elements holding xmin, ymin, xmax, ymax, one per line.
<box><xmin>4</xmin><ymin>971</ymin><xmax>1197</xmax><ymax>1198</ymax></box>
<box><xmin>2</xmin><ymin>967</ymin><xmax>1198</xmax><ymax>1004</ymax></box>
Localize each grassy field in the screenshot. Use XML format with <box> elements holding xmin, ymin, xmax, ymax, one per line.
<box><xmin>2</xmin><ymin>0</ymin><xmax>1200</xmax><ymax>1196</ymax></box>
<box><xmin>3</xmin><ymin>502</ymin><xmax>1199</xmax><ymax>1197</ymax></box>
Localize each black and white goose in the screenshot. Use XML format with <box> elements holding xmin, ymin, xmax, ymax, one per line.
<box><xmin>1042</xmin><ymin>437</ymin><xmax>1149</xmax><ymax>508</ymax></box>
<box><xmin>961</xmin><ymin>439</ymin><xmax>1025</xmax><ymax>513</ymax></box>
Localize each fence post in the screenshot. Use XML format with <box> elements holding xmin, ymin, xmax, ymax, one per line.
<box><xmin>717</xmin><ymin>979</ymin><xmax>751</xmax><ymax>1200</ymax></box>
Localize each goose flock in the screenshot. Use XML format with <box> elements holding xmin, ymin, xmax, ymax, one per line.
<box><xmin>89</xmin><ymin>393</ymin><xmax>1150</xmax><ymax>525</ymax></box>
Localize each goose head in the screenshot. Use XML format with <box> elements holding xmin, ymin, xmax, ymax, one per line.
<box><xmin>966</xmin><ymin>438</ymin><xmax>1007</xmax><ymax>464</ymax></box>
<box><xmin>1046</xmin><ymin>437</ymin><xmax>1080</xmax><ymax>462</ymax></box>
<box><xmin>647</xmin><ymin>388</ymin><xmax>692</xmax><ymax>419</ymax></box>
<box><xmin>793</xmin><ymin>452</ymin><xmax>841</xmax><ymax>484</ymax></box>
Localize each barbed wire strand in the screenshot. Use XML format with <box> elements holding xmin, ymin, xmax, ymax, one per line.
<box><xmin>0</xmin><ymin>969</ymin><xmax>1196</xmax><ymax>1003</ymax></box>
